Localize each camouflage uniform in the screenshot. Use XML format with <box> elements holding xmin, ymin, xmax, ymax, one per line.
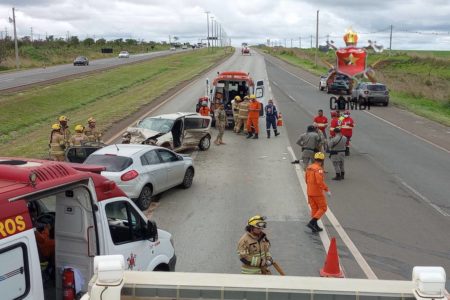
<box><xmin>297</xmin><ymin>131</ymin><xmax>320</xmax><ymax>170</ymax></box>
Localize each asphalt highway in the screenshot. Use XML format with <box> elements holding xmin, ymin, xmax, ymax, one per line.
<box><xmin>0</xmin><ymin>49</ymin><xmax>181</xmax><ymax>91</ymax></box>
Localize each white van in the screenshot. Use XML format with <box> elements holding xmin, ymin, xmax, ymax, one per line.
<box><xmin>0</xmin><ymin>158</ymin><xmax>176</xmax><ymax>300</ymax></box>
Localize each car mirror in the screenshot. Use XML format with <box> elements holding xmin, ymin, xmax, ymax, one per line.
<box><xmin>177</xmin><ymin>155</ymin><xmax>184</xmax><ymax>161</ymax></box>
<box><xmin>145</xmin><ymin>220</ymin><xmax>158</xmax><ymax>241</ymax></box>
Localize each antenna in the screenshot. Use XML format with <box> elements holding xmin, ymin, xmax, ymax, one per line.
<box><xmin>115</xmin><ymin>144</ymin><xmax>119</xmax><ymax>151</ymax></box>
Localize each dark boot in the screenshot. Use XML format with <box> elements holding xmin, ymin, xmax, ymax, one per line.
<box><xmin>332</xmin><ymin>173</ymin><xmax>342</xmax><ymax>180</ymax></box>
<box><xmin>341</xmin><ymin>172</ymin><xmax>345</xmax><ymax>179</ymax></box>
<box><xmin>246</xmin><ymin>132</ymin><xmax>253</xmax><ymax>139</ymax></box>
<box><xmin>252</xmin><ymin>133</ymin><xmax>259</xmax><ymax>139</ymax></box>
<box><xmin>306</xmin><ymin>219</ymin><xmax>318</xmax><ymax>233</ymax></box>
<box><xmin>345</xmin><ymin>147</ymin><xmax>350</xmax><ymax>156</ymax></box>
<box><xmin>267</xmin><ymin>130</ymin><xmax>270</xmax><ymax>139</ymax></box>
<box><xmin>274</xmin><ymin>130</ymin><xmax>280</xmax><ymax>136</ymax></box>
<box><xmin>314</xmin><ymin>222</ymin><xmax>323</xmax><ymax>232</ymax></box>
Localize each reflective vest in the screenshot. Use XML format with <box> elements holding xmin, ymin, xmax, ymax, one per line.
<box><xmin>70</xmin><ymin>133</ymin><xmax>88</xmax><ymax>146</ymax></box>
<box><xmin>238</xmin><ymin>100</ymin><xmax>250</xmax><ymax>120</ymax></box>
<box><xmin>199</xmin><ymin>106</ymin><xmax>210</xmax><ymax>117</ymax></box>
<box><xmin>237</xmin><ymin>232</ymin><xmax>271</xmax><ymax>274</ymax></box>
<box><xmin>85</xmin><ymin>127</ymin><xmax>102</xmax><ymax>142</ymax></box>
<box><xmin>305</xmin><ymin>162</ymin><xmax>329</xmax><ymax>196</ymax></box>
<box><xmin>50</xmin><ymin>131</ymin><xmax>65</xmax><ymax>156</ymax></box>
<box><xmin>340</xmin><ymin>117</ymin><xmax>354</xmax><ymax>137</ymax></box>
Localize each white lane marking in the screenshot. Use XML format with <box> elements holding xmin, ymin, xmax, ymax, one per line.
<box><xmin>363</xmin><ymin>110</ymin><xmax>450</xmax><ymax>155</ymax></box>
<box><xmin>287</xmin><ymin>94</ymin><xmax>296</xmax><ymax>102</ymax></box>
<box><xmin>272</xmin><ymin>81</ymin><xmax>279</xmax><ymax>87</ymax></box>
<box><xmin>288</xmin><ymin>146</ymin><xmax>380</xmax><ymax>279</ymax></box>
<box><xmin>268</xmin><ymin>55</ymin><xmax>450</xmax><ymax>154</ymax></box>
<box><xmin>395</xmin><ymin>175</ymin><xmax>450</xmax><ymax>217</ymax></box>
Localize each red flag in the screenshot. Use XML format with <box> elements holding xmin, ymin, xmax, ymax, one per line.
<box><xmin>336</xmin><ymin>47</ymin><xmax>367</xmax><ymax>77</ymax></box>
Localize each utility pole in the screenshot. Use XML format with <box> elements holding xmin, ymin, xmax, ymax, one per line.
<box><xmin>12</xmin><ymin>7</ymin><xmax>20</xmax><ymax>69</ymax></box>
<box><xmin>210</xmin><ymin>16</ymin><xmax>214</xmax><ymax>49</ymax></box>
<box><xmin>169</xmin><ymin>35</ymin><xmax>171</xmax><ymax>45</ymax></box>
<box><xmin>30</xmin><ymin>27</ymin><xmax>33</xmax><ymax>42</ymax></box>
<box><xmin>315</xmin><ymin>10</ymin><xmax>319</xmax><ymax>67</ymax></box>
<box><xmin>389</xmin><ymin>24</ymin><xmax>393</xmax><ymax>55</ymax></box>
<box><xmin>284</xmin><ymin>38</ymin><xmax>286</xmax><ymax>48</ymax></box>
<box><xmin>4</xmin><ymin>27</ymin><xmax>7</xmax><ymax>39</ymax></box>
<box><xmin>290</xmin><ymin>38</ymin><xmax>293</xmax><ymax>48</ymax></box>
<box><xmin>299</xmin><ymin>36</ymin><xmax>301</xmax><ymax>48</ymax></box>
<box><xmin>310</xmin><ymin>35</ymin><xmax>312</xmax><ymax>49</ymax></box>
<box><xmin>205</xmin><ymin>11</ymin><xmax>210</xmax><ymax>49</ymax></box>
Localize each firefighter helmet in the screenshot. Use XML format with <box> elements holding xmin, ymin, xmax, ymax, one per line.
<box><xmin>52</xmin><ymin>123</ymin><xmax>61</xmax><ymax>130</ymax></box>
<box><xmin>87</xmin><ymin>117</ymin><xmax>96</xmax><ymax>123</ymax></box>
<box><xmin>234</xmin><ymin>96</ymin><xmax>241</xmax><ymax>101</ymax></box>
<box><xmin>249</xmin><ymin>94</ymin><xmax>256</xmax><ymax>99</ymax></box>
<box><xmin>248</xmin><ymin>215</ymin><xmax>267</xmax><ymax>229</ymax></box>
<box><xmin>59</xmin><ymin>115</ymin><xmax>69</xmax><ymax>122</ymax></box>
<box><xmin>74</xmin><ymin>125</ymin><xmax>84</xmax><ymax>132</ymax></box>
<box><xmin>314</xmin><ymin>152</ymin><xmax>325</xmax><ymax>160</ymax></box>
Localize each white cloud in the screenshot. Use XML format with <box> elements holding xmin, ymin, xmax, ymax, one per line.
<box><xmin>0</xmin><ymin>0</ymin><xmax>448</xmax><ymax>49</ymax></box>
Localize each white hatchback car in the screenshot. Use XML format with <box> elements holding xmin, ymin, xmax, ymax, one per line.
<box><xmin>118</xmin><ymin>51</ymin><xmax>130</xmax><ymax>58</ymax></box>
<box><xmin>84</xmin><ymin>144</ymin><xmax>194</xmax><ymax>210</ymax></box>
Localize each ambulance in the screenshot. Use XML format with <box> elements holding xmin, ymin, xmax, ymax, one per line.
<box><xmin>0</xmin><ymin>158</ymin><xmax>176</xmax><ymax>300</ymax></box>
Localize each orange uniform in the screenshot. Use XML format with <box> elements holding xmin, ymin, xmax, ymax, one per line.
<box><xmin>246</xmin><ymin>100</ymin><xmax>261</xmax><ymax>134</ymax></box>
<box><xmin>305</xmin><ymin>162</ymin><xmax>329</xmax><ymax>219</ymax></box>
<box><xmin>199</xmin><ymin>106</ymin><xmax>210</xmax><ymax>117</ymax></box>
<box><xmin>35</xmin><ymin>227</ymin><xmax>55</xmax><ymax>259</ymax></box>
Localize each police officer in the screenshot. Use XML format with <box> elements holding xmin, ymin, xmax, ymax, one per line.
<box><xmin>69</xmin><ymin>125</ymin><xmax>89</xmax><ymax>146</ymax></box>
<box><xmin>49</xmin><ymin>123</ymin><xmax>66</xmax><ymax>161</ymax></box>
<box><xmin>293</xmin><ymin>125</ymin><xmax>321</xmax><ymax>170</ymax></box>
<box><xmin>328</xmin><ymin>128</ymin><xmax>347</xmax><ymax>180</ymax></box>
<box><xmin>237</xmin><ymin>216</ymin><xmax>272</xmax><ymax>275</ymax></box>
<box><xmin>264</xmin><ymin>99</ymin><xmax>280</xmax><ymax>138</ymax></box>
<box><xmin>85</xmin><ymin>117</ymin><xmax>102</xmax><ymax>143</ymax></box>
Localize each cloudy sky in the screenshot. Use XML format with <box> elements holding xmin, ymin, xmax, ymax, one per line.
<box><xmin>0</xmin><ymin>0</ymin><xmax>449</xmax><ymax>50</ymax></box>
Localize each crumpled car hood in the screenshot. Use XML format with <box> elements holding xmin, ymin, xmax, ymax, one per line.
<box><xmin>125</xmin><ymin>127</ymin><xmax>165</xmax><ymax>144</ymax></box>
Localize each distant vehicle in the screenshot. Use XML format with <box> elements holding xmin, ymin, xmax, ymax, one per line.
<box><xmin>319</xmin><ymin>75</ymin><xmax>327</xmax><ymax>91</ymax></box>
<box><xmin>326</xmin><ymin>74</ymin><xmax>351</xmax><ymax>94</ymax></box>
<box><xmin>73</xmin><ymin>56</ymin><xmax>89</xmax><ymax>66</ymax></box>
<box><xmin>170</xmin><ymin>47</ymin><xmax>176</xmax><ymax>51</ymax></box>
<box><xmin>182</xmin><ymin>45</ymin><xmax>188</xmax><ymax>50</ymax></box>
<box><xmin>352</xmin><ymin>82</ymin><xmax>389</xmax><ymax>106</ymax></box>
<box><xmin>242</xmin><ymin>47</ymin><xmax>250</xmax><ymax>55</ymax></box>
<box><xmin>118</xmin><ymin>51</ymin><xmax>130</xmax><ymax>58</ymax></box>
<box><xmin>122</xmin><ymin>112</ymin><xmax>212</xmax><ymax>152</ymax></box>
<box><xmin>84</xmin><ymin>144</ymin><xmax>195</xmax><ymax>210</ymax></box>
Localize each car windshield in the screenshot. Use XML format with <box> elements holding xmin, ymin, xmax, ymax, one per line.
<box><xmin>75</xmin><ymin>56</ymin><xmax>85</xmax><ymax>60</ymax></box>
<box><xmin>120</xmin><ymin>51</ymin><xmax>128</xmax><ymax>54</ymax></box>
<box><xmin>84</xmin><ymin>154</ymin><xmax>133</xmax><ymax>172</ymax></box>
<box><xmin>368</xmin><ymin>85</ymin><xmax>387</xmax><ymax>91</ymax></box>
<box><xmin>138</xmin><ymin>118</ymin><xmax>175</xmax><ymax>133</ymax></box>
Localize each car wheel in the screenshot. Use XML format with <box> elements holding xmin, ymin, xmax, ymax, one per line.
<box><xmin>181</xmin><ymin>168</ymin><xmax>194</xmax><ymax>189</ymax></box>
<box><xmin>383</xmin><ymin>101</ymin><xmax>389</xmax><ymax>107</ymax></box>
<box><xmin>199</xmin><ymin>135</ymin><xmax>211</xmax><ymax>151</ymax></box>
<box><xmin>137</xmin><ymin>185</ymin><xmax>153</xmax><ymax>210</ymax></box>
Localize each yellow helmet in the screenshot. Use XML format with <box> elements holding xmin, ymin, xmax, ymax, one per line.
<box><xmin>249</xmin><ymin>94</ymin><xmax>256</xmax><ymax>99</ymax></box>
<box><xmin>52</xmin><ymin>123</ymin><xmax>61</xmax><ymax>130</ymax></box>
<box><xmin>58</xmin><ymin>115</ymin><xmax>69</xmax><ymax>122</ymax></box>
<box><xmin>234</xmin><ymin>96</ymin><xmax>241</xmax><ymax>101</ymax></box>
<box><xmin>87</xmin><ymin>117</ymin><xmax>96</xmax><ymax>123</ymax></box>
<box><xmin>247</xmin><ymin>215</ymin><xmax>267</xmax><ymax>229</ymax></box>
<box><xmin>314</xmin><ymin>152</ymin><xmax>325</xmax><ymax>160</ymax></box>
<box><xmin>74</xmin><ymin>124</ymin><xmax>84</xmax><ymax>132</ymax></box>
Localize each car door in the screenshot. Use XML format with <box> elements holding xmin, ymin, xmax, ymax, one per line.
<box><xmin>352</xmin><ymin>83</ymin><xmax>360</xmax><ymax>99</ymax></box>
<box><xmin>140</xmin><ymin>150</ymin><xmax>167</xmax><ymax>194</ymax></box>
<box><xmin>156</xmin><ymin>149</ymin><xmax>185</xmax><ymax>188</ymax></box>
<box><xmin>100</xmin><ymin>199</ymin><xmax>155</xmax><ymax>271</ymax></box>
<box><xmin>183</xmin><ymin>115</ymin><xmax>212</xmax><ymax>148</ymax></box>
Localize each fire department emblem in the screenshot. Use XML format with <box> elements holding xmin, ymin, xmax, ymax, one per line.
<box><xmin>127</xmin><ymin>253</ymin><xmax>137</xmax><ymax>270</ymax></box>
<box><xmin>336</xmin><ymin>47</ymin><xmax>367</xmax><ymax>77</ymax></box>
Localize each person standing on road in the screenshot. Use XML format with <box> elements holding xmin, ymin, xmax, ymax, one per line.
<box><xmin>264</xmin><ymin>99</ymin><xmax>280</xmax><ymax>139</ymax></box>
<box><xmin>85</xmin><ymin>117</ymin><xmax>102</xmax><ymax>143</ymax></box>
<box><xmin>305</xmin><ymin>152</ymin><xmax>331</xmax><ymax>233</ymax></box>
<box><xmin>69</xmin><ymin>125</ymin><xmax>89</xmax><ymax>146</ymax></box>
<box><xmin>313</xmin><ymin>109</ymin><xmax>328</xmax><ymax>139</ymax></box>
<box><xmin>232</xmin><ymin>96</ymin><xmax>241</xmax><ymax>131</ymax></box>
<box><xmin>315</xmin><ymin>124</ymin><xmax>326</xmax><ymax>153</ymax></box>
<box><xmin>237</xmin><ymin>216</ymin><xmax>272</xmax><ymax>275</ymax></box>
<box><xmin>328</xmin><ymin>128</ymin><xmax>347</xmax><ymax>180</ymax></box>
<box><xmin>49</xmin><ymin>123</ymin><xmax>66</xmax><ymax>161</ymax></box>
<box><xmin>293</xmin><ymin>125</ymin><xmax>320</xmax><ymax>170</ymax></box>
<box><xmin>336</xmin><ymin>92</ymin><xmax>347</xmax><ymax>111</ymax></box>
<box><xmin>58</xmin><ymin>115</ymin><xmax>71</xmax><ymax>147</ymax></box>
<box><xmin>199</xmin><ymin>101</ymin><xmax>211</xmax><ymax>117</ymax></box>
<box><xmin>246</xmin><ymin>95</ymin><xmax>261</xmax><ymax>139</ymax></box>
<box><xmin>235</xmin><ymin>96</ymin><xmax>250</xmax><ymax>134</ymax></box>
<box><xmin>340</xmin><ymin>111</ymin><xmax>354</xmax><ymax>156</ymax></box>
<box><xmin>329</xmin><ymin>111</ymin><xmax>340</xmax><ymax>138</ymax></box>
<box><xmin>214</xmin><ymin>103</ymin><xmax>226</xmax><ymax>145</ymax></box>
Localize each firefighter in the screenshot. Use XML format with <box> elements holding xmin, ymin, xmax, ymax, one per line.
<box><xmin>232</xmin><ymin>96</ymin><xmax>241</xmax><ymax>131</ymax></box>
<box><xmin>49</xmin><ymin>123</ymin><xmax>66</xmax><ymax>161</ymax></box>
<box><xmin>264</xmin><ymin>99</ymin><xmax>280</xmax><ymax>138</ymax></box>
<box><xmin>305</xmin><ymin>152</ymin><xmax>331</xmax><ymax>233</ymax></box>
<box><xmin>199</xmin><ymin>101</ymin><xmax>211</xmax><ymax>117</ymax></box>
<box><xmin>328</xmin><ymin>128</ymin><xmax>347</xmax><ymax>180</ymax></box>
<box><xmin>58</xmin><ymin>115</ymin><xmax>71</xmax><ymax>146</ymax></box>
<box><xmin>313</xmin><ymin>109</ymin><xmax>328</xmax><ymax>139</ymax></box>
<box><xmin>85</xmin><ymin>117</ymin><xmax>102</xmax><ymax>143</ymax></box>
<box><xmin>340</xmin><ymin>110</ymin><xmax>354</xmax><ymax>156</ymax></box>
<box><xmin>329</xmin><ymin>111</ymin><xmax>340</xmax><ymax>138</ymax></box>
<box><xmin>293</xmin><ymin>125</ymin><xmax>320</xmax><ymax>170</ymax></box>
<box><xmin>236</xmin><ymin>96</ymin><xmax>250</xmax><ymax>134</ymax></box>
<box><xmin>246</xmin><ymin>94</ymin><xmax>261</xmax><ymax>139</ymax></box>
<box><xmin>237</xmin><ymin>215</ymin><xmax>272</xmax><ymax>275</ymax></box>
<box><xmin>69</xmin><ymin>125</ymin><xmax>89</xmax><ymax>146</ymax></box>
<box><xmin>214</xmin><ymin>103</ymin><xmax>226</xmax><ymax>145</ymax></box>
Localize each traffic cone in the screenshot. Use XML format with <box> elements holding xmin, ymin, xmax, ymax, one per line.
<box><xmin>320</xmin><ymin>237</ymin><xmax>344</xmax><ymax>278</ymax></box>
<box><xmin>277</xmin><ymin>113</ymin><xmax>283</xmax><ymax>127</ymax></box>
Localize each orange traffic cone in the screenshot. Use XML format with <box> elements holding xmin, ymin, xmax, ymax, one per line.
<box><xmin>277</xmin><ymin>113</ymin><xmax>283</xmax><ymax>127</ymax></box>
<box><xmin>320</xmin><ymin>237</ymin><xmax>344</xmax><ymax>278</ymax></box>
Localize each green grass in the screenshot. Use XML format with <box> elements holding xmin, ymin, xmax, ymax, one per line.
<box><xmin>0</xmin><ymin>48</ymin><xmax>230</xmax><ymax>157</ymax></box>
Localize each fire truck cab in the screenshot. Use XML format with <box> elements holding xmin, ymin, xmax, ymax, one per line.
<box><xmin>206</xmin><ymin>71</ymin><xmax>265</xmax><ymax>127</ymax></box>
<box><xmin>0</xmin><ymin>158</ymin><xmax>176</xmax><ymax>300</ymax></box>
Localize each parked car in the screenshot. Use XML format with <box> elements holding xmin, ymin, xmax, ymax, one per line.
<box><xmin>182</xmin><ymin>45</ymin><xmax>188</xmax><ymax>50</ymax></box>
<box><xmin>170</xmin><ymin>47</ymin><xmax>176</xmax><ymax>51</ymax></box>
<box><xmin>118</xmin><ymin>51</ymin><xmax>130</xmax><ymax>58</ymax></box>
<box><xmin>352</xmin><ymin>82</ymin><xmax>389</xmax><ymax>106</ymax></box>
<box><xmin>327</xmin><ymin>74</ymin><xmax>351</xmax><ymax>94</ymax></box>
<box><xmin>122</xmin><ymin>112</ymin><xmax>212</xmax><ymax>152</ymax></box>
<box><xmin>319</xmin><ymin>75</ymin><xmax>327</xmax><ymax>91</ymax></box>
<box><xmin>84</xmin><ymin>144</ymin><xmax>195</xmax><ymax>210</ymax></box>
<box><xmin>73</xmin><ymin>56</ymin><xmax>89</xmax><ymax>66</ymax></box>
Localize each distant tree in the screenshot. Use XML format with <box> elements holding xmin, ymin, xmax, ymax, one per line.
<box><xmin>69</xmin><ymin>36</ymin><xmax>80</xmax><ymax>46</ymax></box>
<box><xmin>125</xmin><ymin>39</ymin><xmax>137</xmax><ymax>45</ymax></box>
<box><xmin>114</xmin><ymin>38</ymin><xmax>123</xmax><ymax>45</ymax></box>
<box><xmin>83</xmin><ymin>38</ymin><xmax>95</xmax><ymax>46</ymax></box>
<box><xmin>46</xmin><ymin>35</ymin><xmax>54</xmax><ymax>42</ymax></box>
<box><xmin>0</xmin><ymin>40</ymin><xmax>8</xmax><ymax>65</ymax></box>
<box><xmin>96</xmin><ymin>38</ymin><xmax>106</xmax><ymax>45</ymax></box>
<box><xmin>173</xmin><ymin>36</ymin><xmax>179</xmax><ymax>42</ymax></box>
